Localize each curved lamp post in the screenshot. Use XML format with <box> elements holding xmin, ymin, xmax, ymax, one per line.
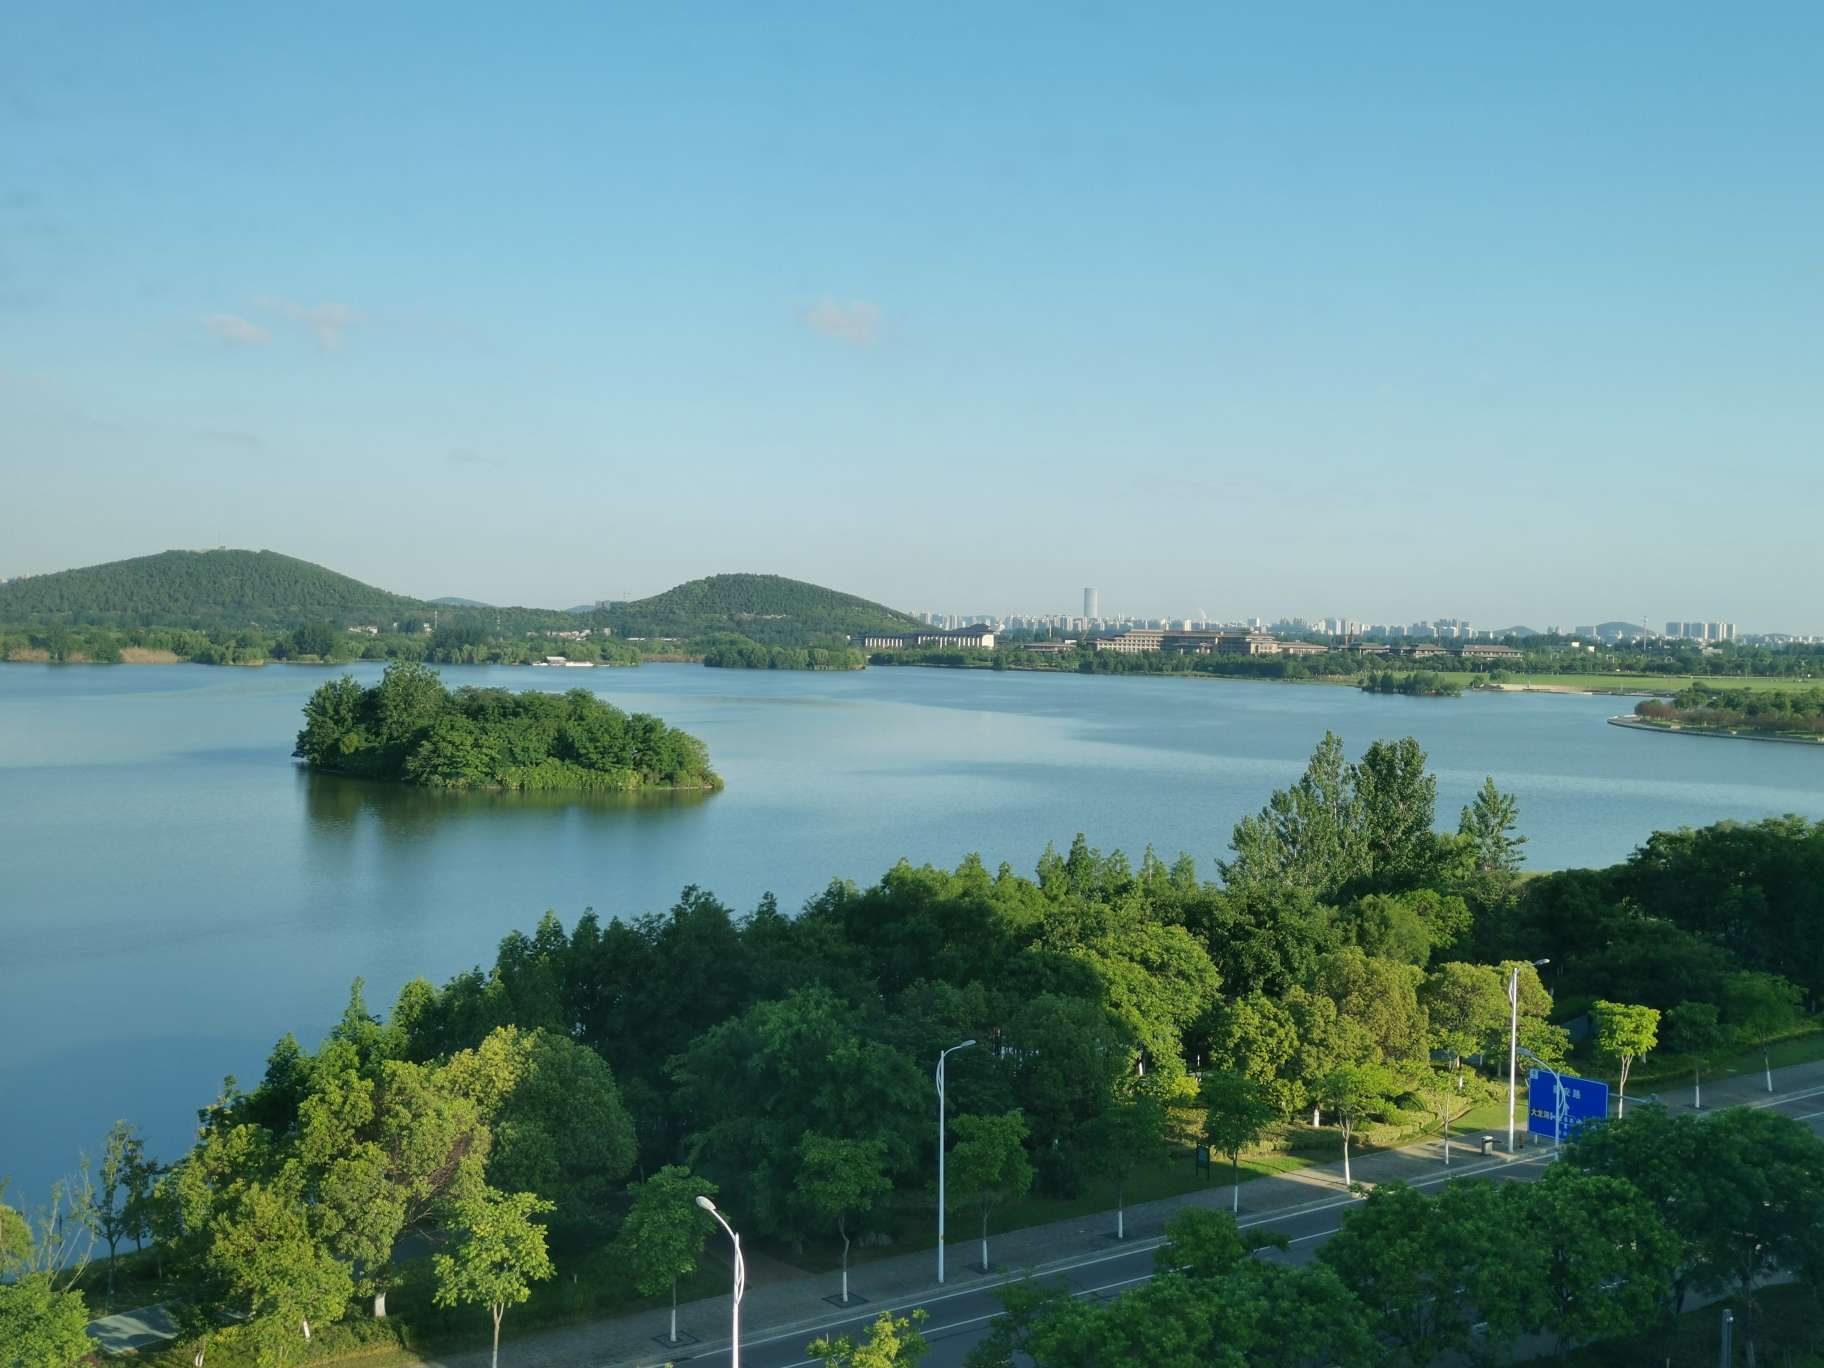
<box><xmin>935</xmin><ymin>1039</ymin><xmax>977</xmax><ymax>1285</ymax></box>
<box><xmin>1518</xmin><ymin>1045</ymin><xmax>1566</xmax><ymax>1159</ymax></box>
<box><xmin>1506</xmin><ymin>958</ymin><xmax>1549</xmax><ymax>1152</ymax></box>
<box><xmin>695</xmin><ymin>1195</ymin><xmax>745</xmax><ymax>1368</ymax></box>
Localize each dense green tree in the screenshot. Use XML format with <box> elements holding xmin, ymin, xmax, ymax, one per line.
<box><xmin>0</xmin><ymin>1274</ymin><xmax>93</xmax><ymax>1368</ymax></box>
<box><xmin>207</xmin><ymin>1175</ymin><xmax>354</xmax><ymax>1367</ymax></box>
<box><xmin>670</xmin><ymin>988</ymin><xmax>924</xmax><ymax>1239</ymax></box>
<box><xmin>1199</xmin><ymin>1073</ymin><xmax>1276</xmax><ymax>1214</ymax></box>
<box><xmin>1319</xmin><ymin>1180</ymin><xmax>1502</xmax><ymax>1367</ymax></box>
<box><xmin>1000</xmin><ymin>993</ymin><xmax>1133</xmax><ymax>1191</ymax></box>
<box><xmin>1565</xmin><ymin>1106</ymin><xmax>1824</xmax><ymax>1358</ymax></box>
<box><xmin>1315</xmin><ymin>947</ymin><xmax>1428</xmax><ymax>1065</ymax></box>
<box><xmin>1590</xmin><ymin>1000</ymin><xmax>1660</xmax><ymax>1115</ymax></box>
<box><xmin>796</xmin><ymin>1135</ymin><xmax>893</xmax><ymax>1304</ymax></box>
<box><xmin>1202</xmin><ymin>991</ymin><xmax>1304</xmax><ymax>1119</ymax></box>
<box><xmin>1419</xmin><ymin>961</ymin><xmax>1507</xmax><ymax>1081</ymax></box>
<box><xmin>1458</xmin><ymin>776</ymin><xmax>1527</xmax><ymax>871</ymax></box>
<box><xmin>1493</xmin><ymin>1166</ymin><xmax>1679</xmax><ymax>1360</ymax></box>
<box><xmin>443</xmin><ymin>1027</ymin><xmax>636</xmax><ymax>1231</ymax></box>
<box><xmin>614</xmin><ymin>1166</ymin><xmax>715</xmax><ymax>1346</ymax></box>
<box><xmin>1076</xmin><ymin>1090</ymin><xmax>1167</xmax><ymax>1239</ymax></box>
<box><xmin>1316</xmin><ymin>1063</ymin><xmax>1402</xmax><ymax>1187</ymax></box>
<box><xmin>946</xmin><ymin>1112</ymin><xmax>1035</xmax><ymax>1274</ymax></box>
<box><xmin>432</xmin><ymin>1189</ymin><xmax>555</xmax><ymax>1368</ymax></box>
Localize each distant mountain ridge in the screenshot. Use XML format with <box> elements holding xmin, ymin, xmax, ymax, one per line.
<box><xmin>0</xmin><ymin>552</ymin><xmax>916</xmax><ymax>646</ymax></box>
<box><xmin>600</xmin><ymin>573</ymin><xmax>918</xmax><ymax>646</ymax></box>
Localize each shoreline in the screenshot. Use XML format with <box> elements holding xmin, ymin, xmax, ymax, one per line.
<box><xmin>1607</xmin><ymin>715</ymin><xmax>1824</xmax><ymax>747</ymax></box>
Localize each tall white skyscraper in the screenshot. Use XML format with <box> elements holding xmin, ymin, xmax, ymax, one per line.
<box><xmin>1083</xmin><ymin>587</ymin><xmax>1099</xmax><ymax>620</ymax></box>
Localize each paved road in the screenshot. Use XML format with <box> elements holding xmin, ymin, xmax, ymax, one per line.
<box><xmin>673</xmin><ymin>1080</ymin><xmax>1824</xmax><ymax>1368</ymax></box>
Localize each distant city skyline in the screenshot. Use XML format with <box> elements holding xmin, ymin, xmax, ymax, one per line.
<box><xmin>5</xmin><ymin>7</ymin><xmax>1823</xmax><ymax>629</ymax></box>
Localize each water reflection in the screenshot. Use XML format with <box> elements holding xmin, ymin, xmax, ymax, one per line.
<box><xmin>301</xmin><ymin>767</ymin><xmax>717</xmax><ymax>842</ymax></box>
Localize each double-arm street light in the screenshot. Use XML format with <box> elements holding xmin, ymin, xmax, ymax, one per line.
<box><xmin>935</xmin><ymin>1039</ymin><xmax>977</xmax><ymax>1285</ymax></box>
<box><xmin>695</xmin><ymin>1195</ymin><xmax>745</xmax><ymax>1368</ymax></box>
<box><xmin>1507</xmin><ymin>958</ymin><xmax>1549</xmax><ymax>1153</ymax></box>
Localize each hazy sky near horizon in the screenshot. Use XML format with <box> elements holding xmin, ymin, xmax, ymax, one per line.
<box><xmin>3</xmin><ymin>6</ymin><xmax>1821</xmax><ymax>628</ymax></box>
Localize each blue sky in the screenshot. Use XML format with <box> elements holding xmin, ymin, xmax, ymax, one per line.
<box><xmin>3</xmin><ymin>5</ymin><xmax>1820</xmax><ymax>628</ymax></box>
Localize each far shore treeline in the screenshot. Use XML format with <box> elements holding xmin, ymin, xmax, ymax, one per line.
<box><xmin>294</xmin><ymin>663</ymin><xmax>721</xmax><ymax>792</ymax></box>
<box><xmin>1635</xmin><ymin>684</ymin><xmax>1824</xmax><ymax>738</ymax></box>
<box><xmin>16</xmin><ymin>732</ymin><xmax>1824</xmax><ymax>1368</ymax></box>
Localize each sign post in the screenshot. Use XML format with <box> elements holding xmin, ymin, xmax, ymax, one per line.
<box><xmin>1526</xmin><ymin>1069</ymin><xmax>1610</xmax><ymax>1147</ymax></box>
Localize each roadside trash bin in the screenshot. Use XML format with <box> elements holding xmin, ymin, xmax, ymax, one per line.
<box><xmin>1481</xmin><ymin>1136</ymin><xmax>1495</xmax><ymax>1156</ymax></box>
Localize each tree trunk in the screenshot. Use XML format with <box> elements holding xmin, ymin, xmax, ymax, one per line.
<box><xmin>1232</xmin><ymin>1154</ymin><xmax>1241</xmax><ymax>1213</ymax></box>
<box><xmin>490</xmin><ymin>1305</ymin><xmax>502</xmax><ymax>1368</ymax></box>
<box><xmin>1342</xmin><ymin>1127</ymin><xmax>1352</xmax><ymax>1187</ymax></box>
<box><xmin>669</xmin><ymin>1278</ymin><xmax>678</xmax><ymax>1342</ymax></box>
<box><xmin>1311</xmin><ymin>1102</ymin><xmax>1321</xmax><ymax>1126</ymax></box>
<box><xmin>840</xmin><ymin>1223</ymin><xmax>851</xmax><ymax>1303</ymax></box>
<box><xmin>1116</xmin><ymin>1184</ymin><xmax>1125</xmax><ymax>1241</ymax></box>
<box><xmin>1618</xmin><ymin>1058</ymin><xmax>1631</xmax><ymax>1117</ymax></box>
<box><xmin>980</xmin><ymin>1210</ymin><xmax>990</xmax><ymax>1273</ymax></box>
<box><xmin>372</xmin><ymin>1291</ymin><xmax>387</xmax><ymax>1319</ymax></box>
<box><xmin>107</xmin><ymin>1239</ymin><xmax>118</xmax><ymax>1310</ymax></box>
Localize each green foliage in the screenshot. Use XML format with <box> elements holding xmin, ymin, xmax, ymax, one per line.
<box><xmin>947</xmin><ymin>1111</ymin><xmax>1035</xmax><ymax>1268</ymax></box>
<box><xmin>0</xmin><ymin>549</ymin><xmax>434</xmax><ymax>629</ymax></box>
<box><xmin>807</xmin><ymin>1309</ymin><xmax>930</xmax><ymax>1367</ymax></box>
<box><xmin>1637</xmin><ymin>685</ymin><xmax>1824</xmax><ymax>736</ymax></box>
<box><xmin>1565</xmin><ymin>1104</ymin><xmax>1824</xmax><ymax>1357</ymax></box>
<box><xmin>699</xmin><ymin>633</ymin><xmax>867</xmax><ymax>670</ymax></box>
<box><xmin>669</xmin><ymin>987</ymin><xmax>925</xmax><ymax>1240</ymax></box>
<box><xmin>615</xmin><ymin>1165</ymin><xmax>714</xmax><ymax>1300</ymax></box>
<box><xmin>442</xmin><ymin>1028</ymin><xmax>637</xmax><ymax>1231</ymax></box>
<box><xmin>1458</xmin><ymin>776</ymin><xmax>1527</xmax><ymax>871</ymax></box>
<box><xmin>1221</xmin><ymin>732</ymin><xmax>1454</xmax><ymax>900</ymax></box>
<box><xmin>1360</xmin><ymin>670</ymin><xmax>1463</xmax><ymax>697</ymax></box>
<box><xmin>1590</xmin><ymin>1000</ymin><xmax>1661</xmax><ymax>1107</ymax></box>
<box><xmin>294</xmin><ymin>665</ymin><xmax>720</xmax><ymax>791</ymax></box>
<box><xmin>968</xmin><ymin>1257</ymin><xmax>1375</xmax><ymax>1368</ymax></box>
<box><xmin>0</xmin><ymin>1273</ymin><xmax>94</xmax><ymax>1368</ymax></box>
<box><xmin>431</xmin><ymin>1188</ymin><xmax>555</xmax><ymax>1367</ymax></box>
<box><xmin>1198</xmin><ymin>1073</ymin><xmax>1276</xmax><ymax>1201</ymax></box>
<box><xmin>796</xmin><ymin>1135</ymin><xmax>893</xmax><ymax>1301</ymax></box>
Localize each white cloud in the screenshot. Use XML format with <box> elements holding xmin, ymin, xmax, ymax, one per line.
<box><xmin>802</xmin><ymin>297</ymin><xmax>881</xmax><ymax>347</ymax></box>
<box><xmin>202</xmin><ymin>313</ymin><xmax>271</xmax><ymax>346</ymax></box>
<box><xmin>255</xmin><ymin>296</ymin><xmax>362</xmax><ymax>350</ymax></box>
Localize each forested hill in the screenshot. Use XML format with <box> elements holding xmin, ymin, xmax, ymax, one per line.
<box><xmin>600</xmin><ymin>573</ymin><xmax>919</xmax><ymax>646</ymax></box>
<box><xmin>0</xmin><ymin>549</ymin><xmax>581</xmax><ymax>632</ymax></box>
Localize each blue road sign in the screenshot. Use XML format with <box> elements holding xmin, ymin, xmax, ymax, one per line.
<box><xmin>1527</xmin><ymin>1069</ymin><xmax>1610</xmax><ymax>1140</ymax></box>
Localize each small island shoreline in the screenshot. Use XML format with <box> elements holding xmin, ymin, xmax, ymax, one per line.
<box><xmin>1608</xmin><ymin>715</ymin><xmax>1824</xmax><ymax>746</ymax></box>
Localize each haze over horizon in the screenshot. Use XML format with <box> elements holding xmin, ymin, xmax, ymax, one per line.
<box><xmin>4</xmin><ymin>6</ymin><xmax>1821</xmax><ymax>629</ymax></box>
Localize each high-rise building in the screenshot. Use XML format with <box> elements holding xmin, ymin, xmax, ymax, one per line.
<box><xmin>1083</xmin><ymin>587</ymin><xmax>1099</xmax><ymax>620</ymax></box>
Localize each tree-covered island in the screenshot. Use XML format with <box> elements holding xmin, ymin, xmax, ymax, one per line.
<box><xmin>295</xmin><ymin>663</ymin><xmax>722</xmax><ymax>792</ymax></box>
<box><xmin>1633</xmin><ymin>685</ymin><xmax>1824</xmax><ymax>739</ymax></box>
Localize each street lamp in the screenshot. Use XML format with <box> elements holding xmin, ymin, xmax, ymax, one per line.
<box><xmin>935</xmin><ymin>1039</ymin><xmax>977</xmax><ymax>1285</ymax></box>
<box><xmin>1518</xmin><ymin>1045</ymin><xmax>1566</xmax><ymax>1160</ymax></box>
<box><xmin>1507</xmin><ymin>959</ymin><xmax>1549</xmax><ymax>1153</ymax></box>
<box><xmin>695</xmin><ymin>1195</ymin><xmax>745</xmax><ymax>1368</ymax></box>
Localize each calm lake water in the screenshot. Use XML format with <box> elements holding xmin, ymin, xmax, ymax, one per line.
<box><xmin>4</xmin><ymin>662</ymin><xmax>1822</xmax><ymax>1198</ymax></box>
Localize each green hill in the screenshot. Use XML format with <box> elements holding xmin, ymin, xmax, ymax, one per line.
<box><xmin>0</xmin><ymin>549</ymin><xmax>439</xmax><ymax>628</ymax></box>
<box><xmin>601</xmin><ymin>573</ymin><xmax>918</xmax><ymax>646</ymax></box>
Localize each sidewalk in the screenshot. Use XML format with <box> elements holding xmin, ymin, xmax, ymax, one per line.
<box><xmin>414</xmin><ymin>1056</ymin><xmax>1824</xmax><ymax>1368</ymax></box>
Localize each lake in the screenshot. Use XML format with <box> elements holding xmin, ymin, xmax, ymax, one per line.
<box><xmin>3</xmin><ymin>661</ymin><xmax>1821</xmax><ymax>1200</ymax></box>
